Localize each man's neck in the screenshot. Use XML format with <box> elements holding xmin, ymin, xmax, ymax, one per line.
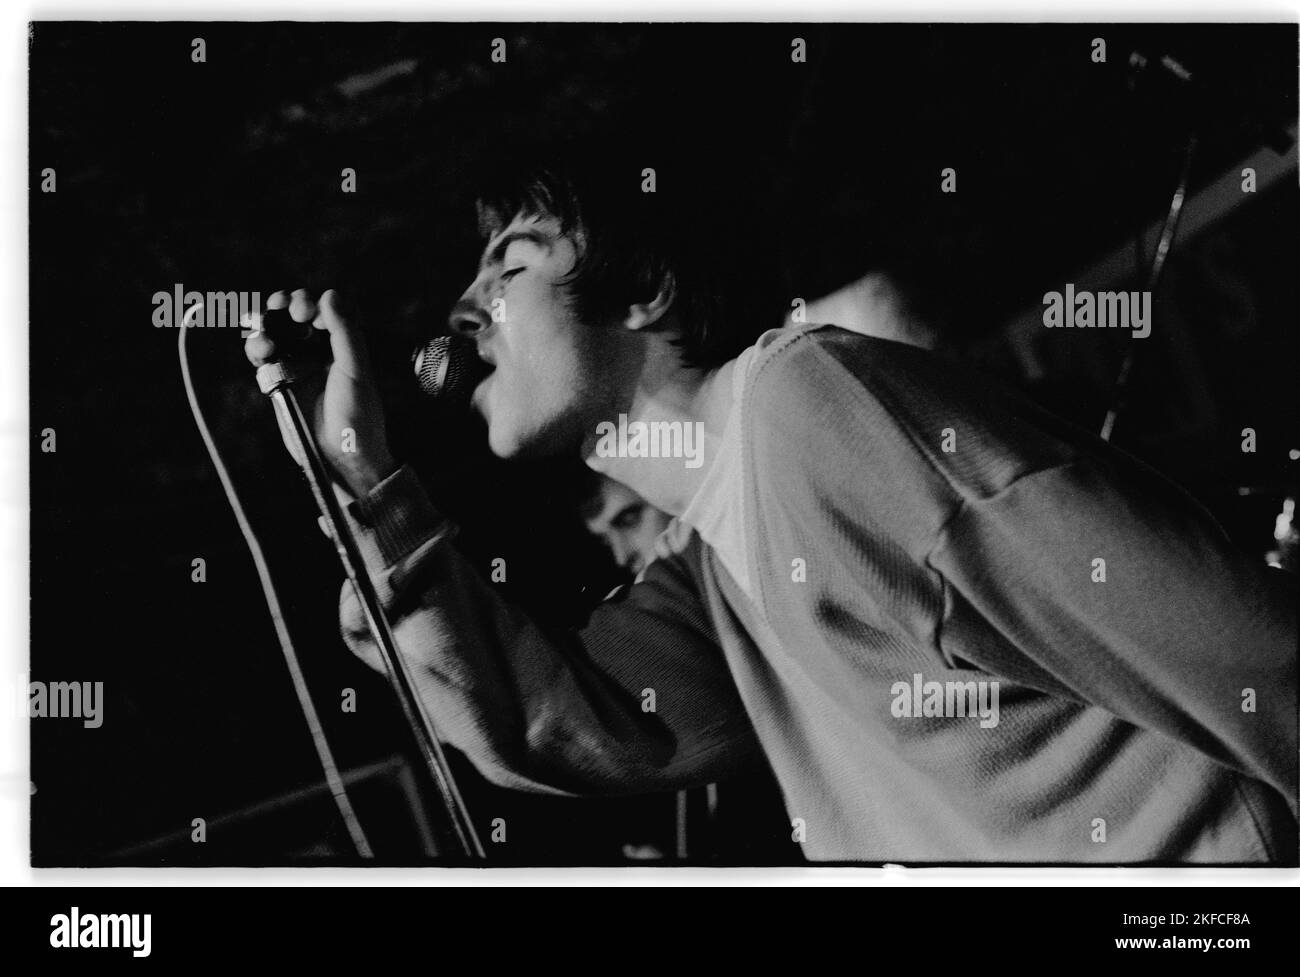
<box><xmin>584</xmin><ymin>353</ymin><xmax>737</xmax><ymax>518</ymax></box>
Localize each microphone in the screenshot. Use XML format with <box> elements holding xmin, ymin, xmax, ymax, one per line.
<box><xmin>412</xmin><ymin>335</ymin><xmax>492</xmax><ymax>406</ymax></box>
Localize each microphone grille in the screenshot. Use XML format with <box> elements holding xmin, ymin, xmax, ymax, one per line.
<box><xmin>412</xmin><ymin>336</ymin><xmax>489</xmax><ymax>405</ymax></box>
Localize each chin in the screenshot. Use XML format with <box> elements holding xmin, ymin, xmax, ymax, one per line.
<box><xmin>486</xmin><ymin>422</ymin><xmax>526</xmax><ymax>460</ymax></box>
<box><xmin>488</xmin><ymin>414</ymin><xmax>582</xmax><ymax>461</ymax></box>
<box><xmin>487</xmin><ymin>417</ymin><xmax>547</xmax><ymax>460</ymax></box>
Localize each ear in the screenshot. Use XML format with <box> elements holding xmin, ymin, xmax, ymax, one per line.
<box><xmin>621</xmin><ymin>272</ymin><xmax>677</xmax><ymax>333</ymax></box>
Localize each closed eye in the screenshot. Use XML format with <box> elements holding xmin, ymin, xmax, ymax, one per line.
<box><xmin>611</xmin><ymin>505</ymin><xmax>644</xmax><ymax>530</ymax></box>
<box><xmin>501</xmin><ymin>267</ymin><xmax>526</xmax><ymax>281</ymax></box>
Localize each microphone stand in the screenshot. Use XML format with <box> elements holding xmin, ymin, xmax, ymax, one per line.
<box><xmin>1098</xmin><ymin>130</ymin><xmax>1196</xmax><ymax>444</ymax></box>
<box><xmin>255</xmin><ymin>359</ymin><xmax>485</xmax><ymax>860</ymax></box>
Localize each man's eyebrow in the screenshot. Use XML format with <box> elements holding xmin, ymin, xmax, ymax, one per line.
<box><xmin>481</xmin><ymin>228</ymin><xmax>555</xmax><ymax>269</ymax></box>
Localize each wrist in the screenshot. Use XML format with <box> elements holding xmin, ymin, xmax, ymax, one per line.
<box><xmin>342</xmin><ymin>463</ymin><xmax>455</xmax><ymax>573</ymax></box>
<box><xmin>340</xmin><ymin>452</ymin><xmax>399</xmax><ymax>498</ymax></box>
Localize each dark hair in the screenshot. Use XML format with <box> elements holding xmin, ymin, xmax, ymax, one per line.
<box><xmin>474</xmin><ymin>135</ymin><xmax>787</xmax><ymax>369</ymax></box>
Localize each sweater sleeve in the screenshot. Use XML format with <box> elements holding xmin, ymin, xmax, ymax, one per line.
<box><xmin>333</xmin><ymin>465</ymin><xmax>760</xmax><ymax>796</ymax></box>
<box><xmin>929</xmin><ymin>453</ymin><xmax>1298</xmax><ymax>815</ymax></box>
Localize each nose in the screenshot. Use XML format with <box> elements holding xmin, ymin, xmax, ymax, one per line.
<box><xmin>448</xmin><ymin>296</ymin><xmax>491</xmax><ymax>338</ymax></box>
<box><xmin>609</xmin><ymin>536</ymin><xmax>634</xmax><ymax>570</ymax></box>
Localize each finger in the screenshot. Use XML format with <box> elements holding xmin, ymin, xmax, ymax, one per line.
<box><xmin>266</xmin><ymin>290</ymin><xmax>290</xmax><ymax>310</ymax></box>
<box><xmin>314</xmin><ymin>289</ymin><xmax>370</xmax><ymax>378</ymax></box>
<box><xmin>289</xmin><ymin>288</ymin><xmax>319</xmax><ymax>323</ymax></box>
<box><xmin>238</xmin><ymin>308</ymin><xmax>263</xmax><ymax>336</ymax></box>
<box><xmin>244</xmin><ymin>330</ymin><xmax>278</xmax><ymax>368</ymax></box>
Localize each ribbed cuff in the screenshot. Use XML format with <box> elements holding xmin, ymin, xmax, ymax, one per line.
<box><xmin>344</xmin><ymin>464</ymin><xmax>453</xmax><ymax>570</ymax></box>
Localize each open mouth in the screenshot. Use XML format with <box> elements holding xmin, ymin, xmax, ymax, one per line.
<box><xmin>471</xmin><ymin>363</ymin><xmax>495</xmax><ymax>411</ymax></box>
<box><xmin>462</xmin><ymin>342</ymin><xmax>495</xmax><ymax>405</ymax></box>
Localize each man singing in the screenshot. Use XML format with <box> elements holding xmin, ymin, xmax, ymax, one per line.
<box><xmin>245</xmin><ymin>145</ymin><xmax>1297</xmax><ymax>863</ymax></box>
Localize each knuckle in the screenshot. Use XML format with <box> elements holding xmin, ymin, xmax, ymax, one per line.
<box><xmin>245</xmin><ymin>334</ymin><xmax>276</xmax><ymax>362</ymax></box>
<box><xmin>289</xmin><ymin>290</ymin><xmax>319</xmax><ymax>322</ymax></box>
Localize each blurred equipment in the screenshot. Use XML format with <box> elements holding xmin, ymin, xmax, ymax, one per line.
<box><xmin>1266</xmin><ymin>497</ymin><xmax>1299</xmax><ymax>572</ymax></box>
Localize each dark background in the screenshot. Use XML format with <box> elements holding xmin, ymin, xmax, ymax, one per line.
<box><xmin>29</xmin><ymin>22</ymin><xmax>1298</xmax><ymax>865</ymax></box>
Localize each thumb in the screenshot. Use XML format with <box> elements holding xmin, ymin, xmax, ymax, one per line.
<box><xmin>314</xmin><ymin>289</ymin><xmax>371</xmax><ymax>379</ymax></box>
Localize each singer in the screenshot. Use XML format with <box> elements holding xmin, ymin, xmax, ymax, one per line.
<box><xmin>244</xmin><ymin>141</ymin><xmax>1297</xmax><ymax>864</ymax></box>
